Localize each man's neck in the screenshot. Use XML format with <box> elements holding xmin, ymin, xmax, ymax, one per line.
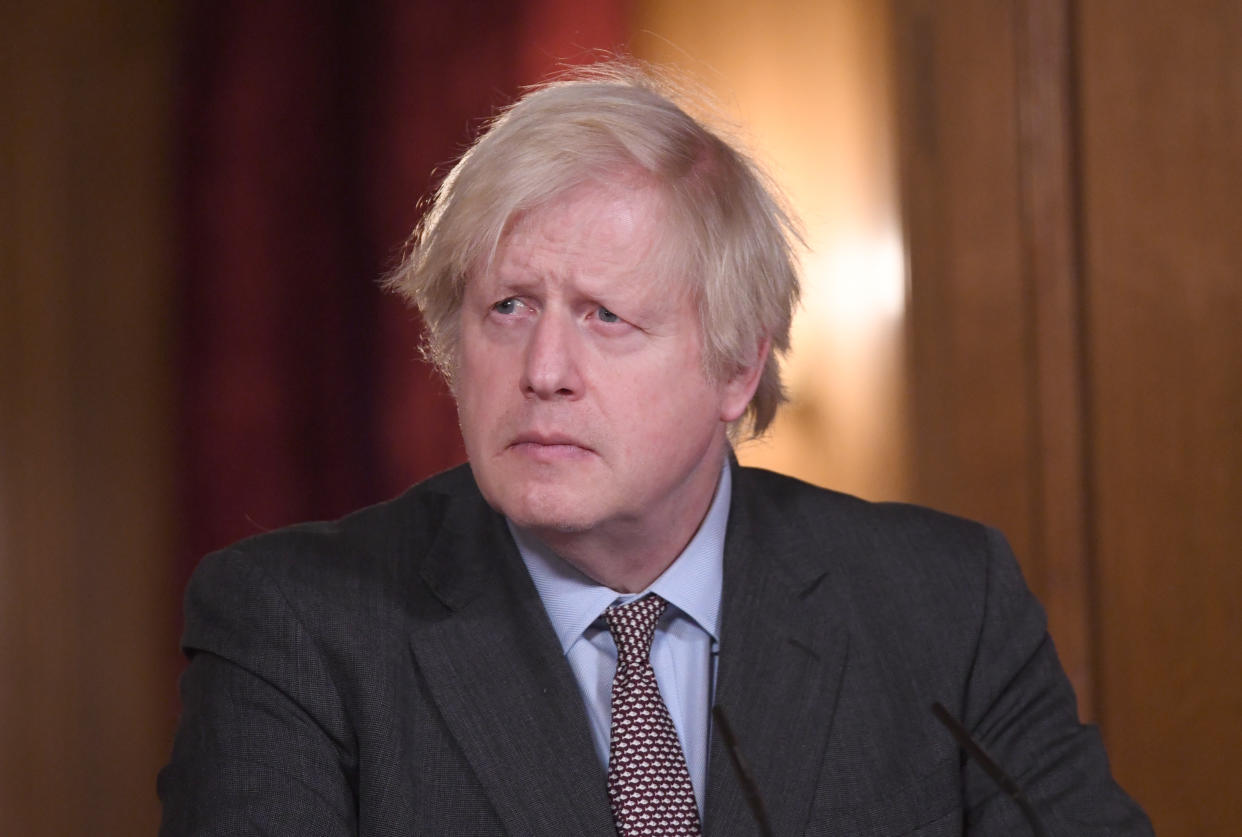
<box><xmin>530</xmin><ymin>523</ymin><xmax>691</xmax><ymax>593</ymax></box>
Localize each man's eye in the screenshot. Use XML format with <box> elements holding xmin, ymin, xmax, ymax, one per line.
<box><xmin>597</xmin><ymin>306</ymin><xmax>620</xmax><ymax>324</ymax></box>
<box><xmin>493</xmin><ymin>298</ymin><xmax>519</xmax><ymax>315</ymax></box>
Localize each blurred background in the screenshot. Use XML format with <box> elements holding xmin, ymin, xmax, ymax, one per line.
<box><xmin>2</xmin><ymin>0</ymin><xmax>1239</xmax><ymax>833</ymax></box>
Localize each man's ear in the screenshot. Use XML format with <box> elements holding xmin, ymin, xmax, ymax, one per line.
<box><xmin>719</xmin><ymin>337</ymin><xmax>771</xmax><ymax>423</ymax></box>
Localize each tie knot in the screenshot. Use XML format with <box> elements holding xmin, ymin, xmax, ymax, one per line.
<box><xmin>605</xmin><ymin>594</ymin><xmax>669</xmax><ymax>665</ymax></box>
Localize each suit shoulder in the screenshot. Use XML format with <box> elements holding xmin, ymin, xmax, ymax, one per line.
<box><xmin>733</xmin><ymin>464</ymin><xmax>1011</xmax><ymax>614</ymax></box>
<box><xmin>736</xmin><ymin>464</ymin><xmax>991</xmax><ymax>550</ymax></box>
<box><xmin>734</xmin><ymin>465</ymin><xmax>1030</xmax><ymax>666</ymax></box>
<box><xmin>193</xmin><ymin>464</ymin><xmax>481</xmax><ymax>592</ymax></box>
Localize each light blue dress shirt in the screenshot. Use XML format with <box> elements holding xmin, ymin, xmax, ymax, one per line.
<box><xmin>511</xmin><ymin>463</ymin><xmax>729</xmax><ymax>815</ymax></box>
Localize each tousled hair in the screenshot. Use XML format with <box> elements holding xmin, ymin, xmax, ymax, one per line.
<box><xmin>385</xmin><ymin>60</ymin><xmax>802</xmax><ymax>437</ymax></box>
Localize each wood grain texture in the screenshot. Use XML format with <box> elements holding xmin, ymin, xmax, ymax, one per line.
<box><xmin>1076</xmin><ymin>1</ymin><xmax>1242</xmax><ymax>832</ymax></box>
<box><xmin>0</xmin><ymin>3</ymin><xmax>178</xmax><ymax>834</ymax></box>
<box><xmin>894</xmin><ymin>0</ymin><xmax>1036</xmax><ymax>561</ymax></box>
<box><xmin>896</xmin><ymin>0</ymin><xmax>1242</xmax><ymax>831</ymax></box>
<box><xmin>1012</xmin><ymin>0</ymin><xmax>1095</xmax><ymax>718</ymax></box>
<box><xmin>893</xmin><ymin>0</ymin><xmax>1089</xmax><ymax>688</ymax></box>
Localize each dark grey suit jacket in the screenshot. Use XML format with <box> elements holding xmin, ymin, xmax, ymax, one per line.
<box><xmin>159</xmin><ymin>463</ymin><xmax>1151</xmax><ymax>835</ymax></box>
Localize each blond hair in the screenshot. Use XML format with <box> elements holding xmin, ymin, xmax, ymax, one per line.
<box><xmin>385</xmin><ymin>61</ymin><xmax>802</xmax><ymax>436</ymax></box>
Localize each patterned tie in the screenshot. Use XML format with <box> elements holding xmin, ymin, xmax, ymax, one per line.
<box><xmin>605</xmin><ymin>594</ymin><xmax>703</xmax><ymax>836</ymax></box>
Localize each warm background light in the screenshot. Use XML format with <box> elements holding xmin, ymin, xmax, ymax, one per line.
<box><xmin>633</xmin><ymin>0</ymin><xmax>909</xmax><ymax>500</ymax></box>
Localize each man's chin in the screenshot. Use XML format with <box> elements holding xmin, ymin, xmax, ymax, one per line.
<box><xmin>527</xmin><ymin>519</ymin><xmax>592</xmax><ymax>536</ymax></box>
<box><xmin>505</xmin><ymin>504</ymin><xmax>595</xmax><ymax>536</ymax></box>
<box><xmin>498</xmin><ymin>487</ymin><xmax>603</xmax><ymax>537</ymax></box>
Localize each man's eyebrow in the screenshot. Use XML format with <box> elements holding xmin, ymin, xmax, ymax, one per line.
<box><xmin>473</xmin><ymin>267</ymin><xmax>537</xmax><ymax>292</ymax></box>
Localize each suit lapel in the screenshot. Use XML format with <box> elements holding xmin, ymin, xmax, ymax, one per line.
<box><xmin>406</xmin><ymin>481</ymin><xmax>615</xmax><ymax>836</ymax></box>
<box><xmin>404</xmin><ymin>463</ymin><xmax>854</xmax><ymax>836</ymax></box>
<box><xmin>705</xmin><ymin>465</ymin><xmax>851</xmax><ymax>837</ymax></box>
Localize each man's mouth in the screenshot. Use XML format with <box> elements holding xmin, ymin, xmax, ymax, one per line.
<box><xmin>507</xmin><ymin>432</ymin><xmax>594</xmax><ymax>460</ymax></box>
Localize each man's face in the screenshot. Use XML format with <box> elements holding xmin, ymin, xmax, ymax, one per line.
<box><xmin>455</xmin><ymin>181</ymin><xmax>760</xmax><ymax>574</ymax></box>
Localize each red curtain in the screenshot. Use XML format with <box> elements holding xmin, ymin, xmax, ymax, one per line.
<box><xmin>176</xmin><ymin>0</ymin><xmax>628</xmax><ymax>585</ymax></box>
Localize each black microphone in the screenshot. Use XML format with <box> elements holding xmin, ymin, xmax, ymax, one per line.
<box><xmin>712</xmin><ymin>705</ymin><xmax>775</xmax><ymax>837</ymax></box>
<box><xmin>930</xmin><ymin>702</ymin><xmax>1050</xmax><ymax>837</ymax></box>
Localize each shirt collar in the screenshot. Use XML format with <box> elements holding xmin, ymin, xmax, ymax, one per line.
<box><xmin>512</xmin><ymin>462</ymin><xmax>730</xmax><ymax>652</ymax></box>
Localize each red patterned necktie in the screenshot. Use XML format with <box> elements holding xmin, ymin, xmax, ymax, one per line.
<box><xmin>605</xmin><ymin>594</ymin><xmax>703</xmax><ymax>836</ymax></box>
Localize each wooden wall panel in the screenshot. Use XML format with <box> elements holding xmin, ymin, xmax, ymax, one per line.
<box><xmin>1077</xmin><ymin>2</ymin><xmax>1242</xmax><ymax>833</ymax></box>
<box><xmin>1011</xmin><ymin>0</ymin><xmax>1096</xmax><ymax>716</ymax></box>
<box><xmin>896</xmin><ymin>0</ymin><xmax>1242</xmax><ymax>832</ymax></box>
<box><xmin>892</xmin><ymin>0</ymin><xmax>1096</xmax><ymax>712</ymax></box>
<box><xmin>895</xmin><ymin>0</ymin><xmax>1036</xmax><ymax>573</ymax></box>
<box><xmin>0</xmin><ymin>3</ymin><xmax>177</xmax><ymax>834</ymax></box>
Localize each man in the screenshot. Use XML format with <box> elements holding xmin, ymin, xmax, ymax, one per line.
<box><xmin>159</xmin><ymin>63</ymin><xmax>1151</xmax><ymax>835</ymax></box>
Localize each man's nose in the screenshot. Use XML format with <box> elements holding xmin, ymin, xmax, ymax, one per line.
<box><xmin>521</xmin><ymin>310</ymin><xmax>583</xmax><ymax>399</ymax></box>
